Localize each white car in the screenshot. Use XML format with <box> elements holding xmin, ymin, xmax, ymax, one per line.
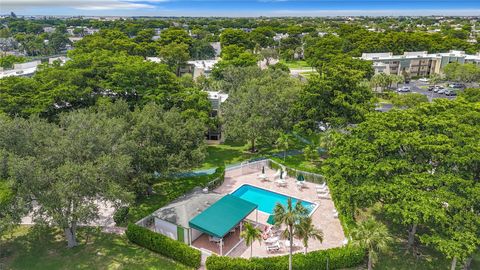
<box><xmin>397</xmin><ymin>86</ymin><xmax>411</xmax><ymax>92</ymax></box>
<box><xmin>419</xmin><ymin>78</ymin><xmax>429</xmax><ymax>82</ymax></box>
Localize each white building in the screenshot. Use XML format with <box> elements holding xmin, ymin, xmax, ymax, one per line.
<box><xmin>0</xmin><ymin>60</ymin><xmax>41</xmax><ymax>79</ymax></box>
<box><xmin>361</xmin><ymin>50</ymin><xmax>480</xmax><ymax>77</ymax></box>
<box><xmin>206</xmin><ymin>91</ymin><xmax>228</xmax><ymax>141</ymax></box>
<box><xmin>187</xmin><ymin>59</ymin><xmax>218</xmax><ymax>79</ymax></box>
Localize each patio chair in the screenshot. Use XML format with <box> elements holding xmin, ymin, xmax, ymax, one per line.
<box><xmin>275</xmin><ymin>179</ymin><xmax>287</xmax><ymax>187</ymax></box>
<box><xmin>266</xmin><ymin>241</ymin><xmax>281</xmax><ymax>252</ymax></box>
<box><xmin>316</xmin><ymin>182</ymin><xmax>326</xmax><ymax>189</ymax></box>
<box><xmin>273</xmin><ymin>169</ymin><xmax>281</xmax><ymax>179</ymax></box>
<box><xmin>209</xmin><ymin>236</ymin><xmax>222</xmax><ymax>243</ymax></box>
<box><xmin>265</xmin><ymin>236</ymin><xmax>279</xmax><ymax>245</ymax></box>
<box><xmin>317</xmin><ymin>192</ymin><xmax>330</xmax><ymax>199</ymax></box>
<box><xmin>333</xmin><ymin>210</ymin><xmax>339</xmax><ymax>218</ymax></box>
<box><xmin>296</xmin><ymin>181</ymin><xmax>305</xmax><ymax>189</ymax></box>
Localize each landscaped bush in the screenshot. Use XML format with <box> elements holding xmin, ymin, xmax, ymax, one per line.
<box><xmin>206</xmin><ymin>165</ymin><xmax>225</xmax><ymax>190</ymax></box>
<box><xmin>206</xmin><ymin>246</ymin><xmax>365</xmax><ymax>270</ymax></box>
<box><xmin>126</xmin><ymin>224</ymin><xmax>201</xmax><ymax>268</ymax></box>
<box><xmin>113</xmin><ymin>206</ymin><xmax>129</xmax><ymax>226</ymax></box>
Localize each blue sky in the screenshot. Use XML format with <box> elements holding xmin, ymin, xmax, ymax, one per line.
<box><xmin>3</xmin><ymin>0</ymin><xmax>480</xmax><ymax>17</ymax></box>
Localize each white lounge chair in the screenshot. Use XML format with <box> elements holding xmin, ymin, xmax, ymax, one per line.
<box><xmin>275</xmin><ymin>179</ymin><xmax>287</xmax><ymax>187</ymax></box>
<box><xmin>257</xmin><ymin>173</ymin><xmax>268</xmax><ymax>181</ymax></box>
<box><xmin>296</xmin><ymin>181</ymin><xmax>305</xmax><ymax>189</ymax></box>
<box><xmin>273</xmin><ymin>170</ymin><xmax>281</xmax><ymax>179</ymax></box>
<box><xmin>265</xmin><ymin>236</ymin><xmax>279</xmax><ymax>244</ymax></box>
<box><xmin>266</xmin><ymin>241</ymin><xmax>281</xmax><ymax>252</ymax></box>
<box><xmin>316</xmin><ymin>182</ymin><xmax>326</xmax><ymax>189</ymax></box>
<box><xmin>333</xmin><ymin>209</ymin><xmax>339</xmax><ymax>218</ymax></box>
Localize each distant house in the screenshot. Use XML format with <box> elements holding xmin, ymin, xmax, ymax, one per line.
<box><xmin>210</xmin><ymin>42</ymin><xmax>221</xmax><ymax>57</ymax></box>
<box><xmin>206</xmin><ymin>91</ymin><xmax>228</xmax><ymax>142</ymax></box>
<box><xmin>187</xmin><ymin>59</ymin><xmax>218</xmax><ymax>79</ymax></box>
<box><xmin>43</xmin><ymin>26</ymin><xmax>56</xmax><ymax>33</ymax></box>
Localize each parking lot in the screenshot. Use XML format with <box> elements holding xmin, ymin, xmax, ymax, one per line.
<box><xmin>397</xmin><ymin>80</ymin><xmax>461</xmax><ymax>101</ymax></box>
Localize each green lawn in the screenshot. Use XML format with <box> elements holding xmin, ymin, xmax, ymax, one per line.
<box><xmin>280</xmin><ymin>60</ymin><xmax>313</xmax><ymax>69</ymax></box>
<box><xmin>0</xmin><ymin>226</ymin><xmax>190</xmax><ymax>270</ymax></box>
<box><xmin>271</xmin><ymin>154</ymin><xmax>322</xmax><ymax>173</ymax></box>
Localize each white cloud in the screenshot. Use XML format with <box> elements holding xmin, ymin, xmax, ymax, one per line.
<box><xmin>2</xmin><ymin>0</ymin><xmax>168</xmax><ymax>10</ymax></box>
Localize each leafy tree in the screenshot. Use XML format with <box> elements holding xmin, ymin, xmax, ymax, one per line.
<box><xmin>324</xmin><ymin>99</ymin><xmax>480</xmax><ymax>260</ymax></box>
<box><xmin>274</xmin><ymin>198</ymin><xmax>308</xmax><ymax>270</ymax></box>
<box><xmin>294</xmin><ymin>216</ymin><xmax>324</xmax><ymax>254</ymax></box>
<box><xmin>276</xmin><ymin>134</ymin><xmax>293</xmax><ymax>161</ymax></box>
<box><xmin>240</xmin><ymin>221</ymin><xmax>262</xmax><ymax>258</ymax></box>
<box><xmin>391</xmin><ymin>93</ymin><xmax>428</xmax><ymax>108</ymax></box>
<box><xmin>220</xmin><ymin>28</ymin><xmax>252</xmax><ymax>49</ymax></box>
<box><xmin>459</xmin><ymin>88</ymin><xmax>480</xmax><ymax>103</ymax></box>
<box><xmin>126</xmin><ymin>103</ymin><xmax>207</xmax><ymax>195</ymax></box>
<box><xmin>158</xmin><ymin>42</ymin><xmax>190</xmax><ymax>76</ymax></box>
<box><xmin>259</xmin><ymin>48</ymin><xmax>278</xmax><ymax>66</ymax></box>
<box><xmin>0</xmin><ymin>55</ymin><xmax>26</xmax><ymax>69</ymax></box>
<box><xmin>190</xmin><ymin>40</ymin><xmax>216</xmax><ymax>60</ymax></box>
<box><xmin>296</xmin><ymin>65</ymin><xmax>375</xmax><ymax>129</ymax></box>
<box><xmin>222</xmin><ymin>69</ymin><xmax>301</xmax><ymax>152</ymax></box>
<box><xmin>157</xmin><ymin>28</ymin><xmax>193</xmax><ymax>48</ymax></box>
<box><xmin>7</xmin><ymin>111</ymin><xmax>133</xmax><ymax>247</ymax></box>
<box><xmin>351</xmin><ymin>218</ymin><xmax>392</xmax><ymax>270</ymax></box>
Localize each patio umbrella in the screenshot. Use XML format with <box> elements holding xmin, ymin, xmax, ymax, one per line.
<box><xmin>297</xmin><ymin>174</ymin><xmax>305</xmax><ymax>182</ymax></box>
<box><xmin>262</xmin><ymin>166</ymin><xmax>265</xmax><ymax>174</ymax></box>
<box><xmin>280</xmin><ymin>170</ymin><xmax>284</xmax><ymax>179</ymax></box>
<box><xmin>267</xmin><ymin>214</ymin><xmax>276</xmax><ymax>225</ymax></box>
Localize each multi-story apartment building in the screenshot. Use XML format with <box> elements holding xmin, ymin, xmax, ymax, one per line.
<box><xmin>361</xmin><ymin>50</ymin><xmax>480</xmax><ymax>77</ymax></box>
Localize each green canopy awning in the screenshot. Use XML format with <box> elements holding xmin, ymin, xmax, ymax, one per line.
<box><xmin>189</xmin><ymin>194</ymin><xmax>257</xmax><ymax>238</ymax></box>
<box><xmin>267</xmin><ymin>214</ymin><xmax>276</xmax><ymax>225</ymax></box>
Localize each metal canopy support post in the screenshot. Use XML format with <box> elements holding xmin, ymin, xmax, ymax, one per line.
<box><xmin>220</xmin><ymin>238</ymin><xmax>223</xmax><ymax>256</ymax></box>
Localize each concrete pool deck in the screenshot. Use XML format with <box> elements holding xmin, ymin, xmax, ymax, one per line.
<box><xmin>213</xmin><ymin>166</ymin><xmax>346</xmax><ymax>258</ymax></box>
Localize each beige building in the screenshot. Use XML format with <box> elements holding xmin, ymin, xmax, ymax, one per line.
<box><xmin>361</xmin><ymin>50</ymin><xmax>480</xmax><ymax>77</ymax></box>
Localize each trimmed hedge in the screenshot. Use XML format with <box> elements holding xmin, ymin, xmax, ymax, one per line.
<box><xmin>206</xmin><ymin>246</ymin><xmax>365</xmax><ymax>270</ymax></box>
<box><xmin>126</xmin><ymin>224</ymin><xmax>201</xmax><ymax>269</ymax></box>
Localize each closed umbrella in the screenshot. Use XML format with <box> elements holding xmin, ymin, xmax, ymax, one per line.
<box><xmin>297</xmin><ymin>174</ymin><xmax>305</xmax><ymax>182</ymax></box>
<box><xmin>267</xmin><ymin>214</ymin><xmax>276</xmax><ymax>225</ymax></box>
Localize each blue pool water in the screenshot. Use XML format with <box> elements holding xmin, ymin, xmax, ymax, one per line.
<box><xmin>231</xmin><ymin>184</ymin><xmax>316</xmax><ymax>215</ymax></box>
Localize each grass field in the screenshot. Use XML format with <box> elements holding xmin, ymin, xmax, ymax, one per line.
<box><xmin>0</xmin><ymin>226</ymin><xmax>190</xmax><ymax>270</ymax></box>
<box><xmin>280</xmin><ymin>60</ymin><xmax>313</xmax><ymax>69</ymax></box>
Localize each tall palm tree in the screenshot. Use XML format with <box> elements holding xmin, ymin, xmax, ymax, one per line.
<box><xmin>294</xmin><ymin>216</ymin><xmax>324</xmax><ymax>254</ymax></box>
<box><xmin>351</xmin><ymin>218</ymin><xmax>392</xmax><ymax>270</ymax></box>
<box><xmin>274</xmin><ymin>198</ymin><xmax>308</xmax><ymax>270</ymax></box>
<box><xmin>240</xmin><ymin>222</ymin><xmax>263</xmax><ymax>258</ymax></box>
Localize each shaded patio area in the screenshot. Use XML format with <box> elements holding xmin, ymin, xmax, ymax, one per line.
<box><xmin>192</xmin><ymin>226</ymin><xmax>244</xmax><ymax>256</ymax></box>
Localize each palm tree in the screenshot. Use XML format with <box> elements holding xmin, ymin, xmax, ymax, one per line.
<box><xmin>276</xmin><ymin>134</ymin><xmax>292</xmax><ymax>161</ymax></box>
<box><xmin>351</xmin><ymin>218</ymin><xmax>392</xmax><ymax>270</ymax></box>
<box><xmin>294</xmin><ymin>216</ymin><xmax>324</xmax><ymax>254</ymax></box>
<box><xmin>274</xmin><ymin>198</ymin><xmax>308</xmax><ymax>270</ymax></box>
<box><xmin>240</xmin><ymin>222</ymin><xmax>263</xmax><ymax>258</ymax></box>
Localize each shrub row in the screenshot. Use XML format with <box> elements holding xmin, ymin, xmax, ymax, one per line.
<box><xmin>206</xmin><ymin>165</ymin><xmax>226</xmax><ymax>190</ymax></box>
<box><xmin>206</xmin><ymin>245</ymin><xmax>365</xmax><ymax>270</ymax></box>
<box><xmin>125</xmin><ymin>223</ymin><xmax>201</xmax><ymax>269</ymax></box>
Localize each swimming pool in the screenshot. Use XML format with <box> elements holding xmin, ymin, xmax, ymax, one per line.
<box><xmin>230</xmin><ymin>184</ymin><xmax>316</xmax><ymax>215</ymax></box>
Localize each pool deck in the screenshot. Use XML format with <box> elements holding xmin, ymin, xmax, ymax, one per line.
<box><xmin>214</xmin><ymin>166</ymin><xmax>346</xmax><ymax>258</ymax></box>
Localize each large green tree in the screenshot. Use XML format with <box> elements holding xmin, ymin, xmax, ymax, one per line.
<box><xmin>222</xmin><ymin>68</ymin><xmax>302</xmax><ymax>151</ymax></box>
<box><xmin>324</xmin><ymin>99</ymin><xmax>480</xmax><ymax>266</ymax></box>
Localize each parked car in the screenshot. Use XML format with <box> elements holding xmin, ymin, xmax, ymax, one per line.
<box><xmin>445</xmin><ymin>89</ymin><xmax>458</xmax><ymax>96</ymax></box>
<box><xmin>427</xmin><ymin>85</ymin><xmax>435</xmax><ymax>91</ymax></box>
<box><xmin>437</xmin><ymin>89</ymin><xmax>446</xmax><ymax>94</ymax></box>
<box><xmin>433</xmin><ymin>86</ymin><xmax>444</xmax><ymax>93</ymax></box>
<box><xmin>397</xmin><ymin>86</ymin><xmax>411</xmax><ymax>92</ymax></box>
<box><xmin>449</xmin><ymin>83</ymin><xmax>465</xmax><ymax>89</ymax></box>
<box><xmin>419</xmin><ymin>78</ymin><xmax>429</xmax><ymax>82</ymax></box>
